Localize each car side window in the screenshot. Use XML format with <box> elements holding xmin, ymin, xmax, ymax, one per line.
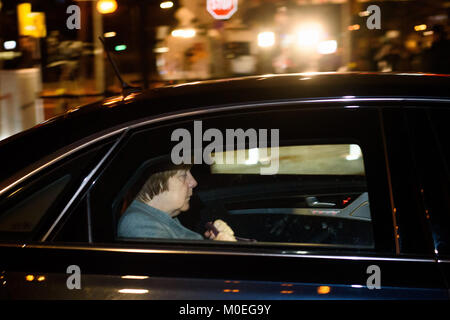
<box><xmin>0</xmin><ymin>141</ymin><xmax>115</xmax><ymax>241</ymax></box>
<box><xmin>115</xmin><ymin>143</ymin><xmax>373</xmax><ymax>248</ymax></box>
<box><xmin>412</xmin><ymin>107</ymin><xmax>450</xmax><ymax>256</ymax></box>
<box><xmin>89</xmin><ymin>106</ymin><xmax>395</xmax><ymax>252</ymax></box>
<box><xmin>0</xmin><ymin>175</ymin><xmax>70</xmax><ymax>234</ymax></box>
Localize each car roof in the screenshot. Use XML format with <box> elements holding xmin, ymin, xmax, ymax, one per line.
<box><xmin>1</xmin><ymin>72</ymin><xmax>449</xmax><ymax>183</ymax></box>
<box><xmin>157</xmin><ymin>72</ymin><xmax>450</xmax><ymax>102</ymax></box>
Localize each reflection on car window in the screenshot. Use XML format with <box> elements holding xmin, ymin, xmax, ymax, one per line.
<box><xmin>211</xmin><ymin>144</ymin><xmax>365</xmax><ymax>175</ymax></box>
<box><xmin>117</xmin><ymin>144</ymin><xmax>374</xmax><ymax>249</ymax></box>
<box><xmin>0</xmin><ymin>175</ymin><xmax>70</xmax><ymax>233</ymax></box>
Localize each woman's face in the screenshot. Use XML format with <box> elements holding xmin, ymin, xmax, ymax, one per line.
<box><xmin>162</xmin><ymin>170</ymin><xmax>198</xmax><ymax>216</ymax></box>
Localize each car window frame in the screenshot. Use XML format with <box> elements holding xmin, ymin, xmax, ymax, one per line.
<box><xmin>81</xmin><ymin>101</ymin><xmax>398</xmax><ymax>256</ymax></box>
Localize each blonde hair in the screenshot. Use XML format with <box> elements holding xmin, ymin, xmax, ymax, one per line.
<box><xmin>136</xmin><ymin>164</ymin><xmax>192</xmax><ymax>203</ymax></box>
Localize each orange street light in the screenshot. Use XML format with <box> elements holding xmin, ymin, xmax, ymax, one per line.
<box><xmin>97</xmin><ymin>0</ymin><xmax>117</xmax><ymax>14</ymax></box>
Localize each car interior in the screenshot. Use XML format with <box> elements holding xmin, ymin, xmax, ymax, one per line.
<box><xmin>113</xmin><ymin>144</ymin><xmax>374</xmax><ymax>249</ymax></box>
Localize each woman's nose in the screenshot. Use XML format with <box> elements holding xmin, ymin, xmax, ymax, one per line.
<box><xmin>187</xmin><ymin>172</ymin><xmax>198</xmax><ymax>188</ymax></box>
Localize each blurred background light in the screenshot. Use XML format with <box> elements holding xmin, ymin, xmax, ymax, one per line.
<box><xmin>114</xmin><ymin>44</ymin><xmax>127</xmax><ymax>51</ymax></box>
<box><xmin>348</xmin><ymin>24</ymin><xmax>360</xmax><ymax>31</ymax></box>
<box><xmin>97</xmin><ymin>0</ymin><xmax>118</xmax><ymax>14</ymax></box>
<box><xmin>104</xmin><ymin>31</ymin><xmax>117</xmax><ymax>38</ymax></box>
<box><xmin>358</xmin><ymin>10</ymin><xmax>370</xmax><ymax>17</ymax></box>
<box><xmin>317</xmin><ymin>40</ymin><xmax>337</xmax><ymax>54</ymax></box>
<box><xmin>171</xmin><ymin>28</ymin><xmax>196</xmax><ymax>38</ymax></box>
<box><xmin>257</xmin><ymin>31</ymin><xmax>275</xmax><ymax>48</ymax></box>
<box><xmin>160</xmin><ymin>1</ymin><xmax>174</xmax><ymax>9</ymax></box>
<box><xmin>296</xmin><ymin>23</ymin><xmax>324</xmax><ymax>47</ymax></box>
<box><xmin>3</xmin><ymin>40</ymin><xmax>16</xmax><ymax>50</ymax></box>
<box><xmin>154</xmin><ymin>47</ymin><xmax>169</xmax><ymax>53</ymax></box>
<box><xmin>414</xmin><ymin>24</ymin><xmax>427</xmax><ymax>31</ymax></box>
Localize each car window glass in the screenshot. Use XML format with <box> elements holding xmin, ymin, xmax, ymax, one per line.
<box><xmin>52</xmin><ymin>195</ymin><xmax>89</xmax><ymax>243</ymax></box>
<box><xmin>0</xmin><ymin>140</ymin><xmax>116</xmax><ymax>241</ymax></box>
<box><xmin>117</xmin><ymin>143</ymin><xmax>374</xmax><ymax>249</ymax></box>
<box><xmin>88</xmin><ymin>107</ymin><xmax>393</xmax><ymax>252</ymax></box>
<box><xmin>0</xmin><ymin>175</ymin><xmax>70</xmax><ymax>233</ymax></box>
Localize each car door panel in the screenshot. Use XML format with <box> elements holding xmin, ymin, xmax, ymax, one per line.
<box><xmin>1</xmin><ymin>243</ymin><xmax>448</xmax><ymax>299</ymax></box>
<box><xmin>1</xmin><ymin>101</ymin><xmax>449</xmax><ymax>299</ymax></box>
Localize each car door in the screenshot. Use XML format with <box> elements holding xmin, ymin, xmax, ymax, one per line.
<box><xmin>1</xmin><ymin>100</ymin><xmax>448</xmax><ymax>299</ymax></box>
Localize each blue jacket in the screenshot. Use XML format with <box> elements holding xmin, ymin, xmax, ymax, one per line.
<box><xmin>117</xmin><ymin>200</ymin><xmax>204</xmax><ymax>240</ymax></box>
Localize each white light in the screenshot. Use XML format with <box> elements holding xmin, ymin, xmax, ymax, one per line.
<box><xmin>351</xmin><ymin>284</ymin><xmax>364</xmax><ymax>288</ymax></box>
<box><xmin>245</xmin><ymin>148</ymin><xmax>259</xmax><ymax>165</ymax></box>
<box><xmin>280</xmin><ymin>34</ymin><xmax>294</xmax><ymax>47</ymax></box>
<box><xmin>104</xmin><ymin>31</ymin><xmax>117</xmax><ymax>38</ymax></box>
<box><xmin>160</xmin><ymin>1</ymin><xmax>174</xmax><ymax>9</ymax></box>
<box><xmin>118</xmin><ymin>288</ymin><xmax>149</xmax><ymax>294</ymax></box>
<box><xmin>171</xmin><ymin>29</ymin><xmax>196</xmax><ymax>38</ymax></box>
<box><xmin>296</xmin><ymin>24</ymin><xmax>323</xmax><ymax>47</ymax></box>
<box><xmin>258</xmin><ymin>31</ymin><xmax>275</xmax><ymax>48</ymax></box>
<box><xmin>317</xmin><ymin>40</ymin><xmax>337</xmax><ymax>54</ymax></box>
<box><xmin>154</xmin><ymin>47</ymin><xmax>169</xmax><ymax>53</ymax></box>
<box><xmin>346</xmin><ymin>144</ymin><xmax>362</xmax><ymax>161</ymax></box>
<box><xmin>121</xmin><ymin>275</ymin><xmax>149</xmax><ymax>280</ymax></box>
<box><xmin>358</xmin><ymin>11</ymin><xmax>370</xmax><ymax>17</ymax></box>
<box><xmin>4</xmin><ymin>40</ymin><xmax>16</xmax><ymax>50</ymax></box>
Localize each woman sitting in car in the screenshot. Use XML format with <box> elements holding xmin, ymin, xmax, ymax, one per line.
<box><xmin>117</xmin><ymin>164</ymin><xmax>236</xmax><ymax>241</ymax></box>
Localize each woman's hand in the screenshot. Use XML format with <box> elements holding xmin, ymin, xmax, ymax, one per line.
<box><xmin>214</xmin><ymin>232</ymin><xmax>237</xmax><ymax>241</ymax></box>
<box><xmin>204</xmin><ymin>219</ymin><xmax>237</xmax><ymax>241</ymax></box>
<box><xmin>213</xmin><ymin>219</ymin><xmax>234</xmax><ymax>236</ymax></box>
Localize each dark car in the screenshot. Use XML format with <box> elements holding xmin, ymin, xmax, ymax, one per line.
<box><xmin>0</xmin><ymin>73</ymin><xmax>449</xmax><ymax>300</ymax></box>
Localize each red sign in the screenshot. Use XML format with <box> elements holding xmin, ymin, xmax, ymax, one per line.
<box><xmin>207</xmin><ymin>0</ymin><xmax>238</xmax><ymax>20</ymax></box>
